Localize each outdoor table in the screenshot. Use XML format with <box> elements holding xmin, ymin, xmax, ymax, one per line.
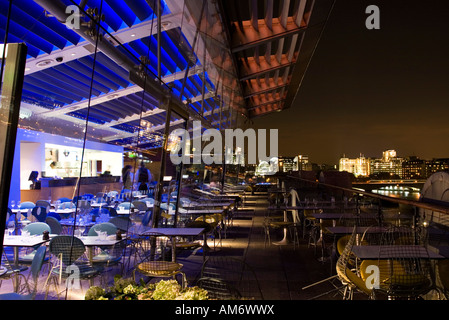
<box><xmin>351</xmin><ymin>245</ymin><xmax>445</xmax><ymax>260</ymax></box>
<box><xmin>78</xmin><ymin>235</ymin><xmax>125</xmax><ymax>285</ymax></box>
<box><xmin>78</xmin><ymin>235</ymin><xmax>123</xmax><ymax>261</ymax></box>
<box><xmin>59</xmin><ymin>218</ymin><xmax>96</xmax><ymax>235</ymax></box>
<box><xmin>0</xmin><ymin>266</ymin><xmax>7</xmax><ymax>277</ymax></box>
<box><xmin>129</xmin><ymin>227</ymin><xmax>205</xmax><ymax>262</ymax></box>
<box><xmin>3</xmin><ymin>234</ymin><xmax>49</xmax><ymax>265</ymax></box>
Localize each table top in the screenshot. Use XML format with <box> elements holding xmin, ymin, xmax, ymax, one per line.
<box><xmin>78</xmin><ymin>236</ymin><xmax>122</xmax><ymax>246</ymax></box>
<box><xmin>129</xmin><ymin>226</ymin><xmax>205</xmax><ymax>237</ymax></box>
<box><xmin>90</xmin><ymin>203</ymin><xmax>111</xmax><ymax>208</ymax></box>
<box><xmin>351</xmin><ymin>245</ymin><xmax>444</xmax><ymax>259</ymax></box>
<box><xmin>3</xmin><ymin>235</ymin><xmax>49</xmax><ymax>247</ymax></box>
<box><xmin>52</xmin><ymin>208</ymin><xmax>77</xmax><ymax>214</ymax></box>
<box><xmin>10</xmin><ymin>208</ymin><xmax>33</xmax><ymax>213</ymax></box>
<box><xmin>268</xmin><ymin>205</ymin><xmax>338</xmax><ymax>210</ymax></box>
<box><xmin>325</xmin><ymin>226</ymin><xmax>388</xmax><ymax>234</ymax></box>
<box><xmin>178</xmin><ymin>207</ymin><xmax>224</xmax><ymax>215</ymax></box>
<box><xmin>59</xmin><ymin>218</ymin><xmax>96</xmax><ymax>227</ymax></box>
<box><xmin>182</xmin><ymin>202</ymin><xmax>232</xmax><ymax>208</ymax></box>
<box><xmin>311</xmin><ymin>213</ymin><xmax>378</xmax><ymax>220</ymax></box>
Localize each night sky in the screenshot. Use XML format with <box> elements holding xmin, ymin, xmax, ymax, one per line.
<box><xmin>251</xmin><ymin>0</ymin><xmax>449</xmax><ymax>166</ymax></box>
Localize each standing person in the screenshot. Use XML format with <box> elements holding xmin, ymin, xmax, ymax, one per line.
<box><xmin>137</xmin><ymin>161</ymin><xmax>152</xmax><ymax>192</ymax></box>
<box><xmin>121</xmin><ymin>165</ymin><xmax>133</xmax><ymax>190</ymax></box>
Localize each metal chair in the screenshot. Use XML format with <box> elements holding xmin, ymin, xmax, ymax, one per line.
<box><xmin>0</xmin><ymin>246</ymin><xmax>47</xmax><ymax>300</ymax></box>
<box><xmin>335</xmin><ymin>225</ymin><xmax>362</xmax><ymax>300</ymax></box>
<box><xmin>45</xmin><ymin>216</ymin><xmax>63</xmax><ymax>235</ymax></box>
<box><xmin>373</xmin><ymin>225</ymin><xmax>433</xmax><ymax>299</ymax></box>
<box><xmin>132</xmin><ymin>201</ymin><xmax>148</xmax><ymax>212</ymax></box>
<box><xmin>31</xmin><ymin>206</ymin><xmax>47</xmax><ymax>222</ymax></box>
<box><xmin>132</xmin><ymin>232</ymin><xmax>186</xmax><ymax>288</ymax></box>
<box><xmin>35</xmin><ymin>200</ymin><xmax>51</xmax><ymax>211</ymax></box>
<box><xmin>87</xmin><ymin>223</ymin><xmax>125</xmax><ymax>279</ymax></box>
<box><xmin>196</xmin><ymin>256</ymin><xmax>264</xmax><ymax>300</ymax></box>
<box><xmin>44</xmin><ymin>236</ymin><xmax>101</xmax><ymax>298</ymax></box>
<box><xmin>19</xmin><ymin>222</ymin><xmax>51</xmax><ymax>265</ymax></box>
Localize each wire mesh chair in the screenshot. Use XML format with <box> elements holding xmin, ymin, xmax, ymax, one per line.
<box><xmin>373</xmin><ymin>225</ymin><xmax>434</xmax><ymax>299</ymax></box>
<box><xmin>132</xmin><ymin>232</ymin><xmax>186</xmax><ymax>288</ymax></box>
<box><xmin>0</xmin><ymin>250</ymin><xmax>28</xmax><ymax>294</ymax></box>
<box><xmin>196</xmin><ymin>256</ymin><xmax>264</xmax><ymax>300</ymax></box>
<box><xmin>44</xmin><ymin>236</ymin><xmax>101</xmax><ymax>298</ymax></box>
<box><xmin>0</xmin><ymin>246</ymin><xmax>47</xmax><ymax>300</ymax></box>
<box><xmin>335</xmin><ymin>225</ymin><xmax>372</xmax><ymax>300</ymax></box>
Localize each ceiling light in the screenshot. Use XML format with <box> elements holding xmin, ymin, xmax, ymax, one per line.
<box><xmin>35</xmin><ymin>59</ymin><xmax>54</xmax><ymax>68</ymax></box>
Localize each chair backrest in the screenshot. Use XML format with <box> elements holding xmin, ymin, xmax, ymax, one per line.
<box><xmin>19</xmin><ymin>201</ymin><xmax>35</xmax><ymax>209</ymax></box>
<box><xmin>49</xmin><ymin>236</ymin><xmax>86</xmax><ymax>266</ymax></box>
<box><xmin>31</xmin><ymin>206</ymin><xmax>47</xmax><ymax>222</ymax></box>
<box><xmin>90</xmin><ymin>207</ymin><xmax>109</xmax><ymax>217</ymax></box>
<box><xmin>6</xmin><ymin>208</ymin><xmax>12</xmax><ymax>222</ymax></box>
<box><xmin>72</xmin><ymin>196</ymin><xmax>83</xmax><ymax>204</ymax></box>
<box><xmin>107</xmin><ymin>191</ymin><xmax>119</xmax><ymax>198</ymax></box>
<box><xmin>109</xmin><ymin>216</ymin><xmax>131</xmax><ymax>232</ymax></box>
<box><xmin>46</xmin><ymin>211</ymin><xmax>61</xmax><ymax>221</ymax></box>
<box><xmin>141</xmin><ymin>210</ymin><xmax>152</xmax><ymax>227</ymax></box>
<box><xmin>377</xmin><ymin>226</ymin><xmax>432</xmax><ymax>298</ymax></box>
<box><xmin>88</xmin><ymin>222</ymin><xmax>117</xmax><ymax>236</ymax></box>
<box><xmin>82</xmin><ymin>193</ymin><xmax>94</xmax><ymax>200</ymax></box>
<box><xmin>96</xmin><ymin>192</ymin><xmax>105</xmax><ymax>199</ymax></box>
<box><xmin>30</xmin><ymin>246</ymin><xmax>47</xmax><ymax>282</ymax></box>
<box><xmin>336</xmin><ymin>225</ymin><xmax>358</xmax><ymax>285</ymax></box>
<box><xmin>45</xmin><ymin>216</ymin><xmax>63</xmax><ymax>235</ymax></box>
<box><xmin>106</xmin><ymin>207</ymin><xmax>118</xmax><ymax>217</ymax></box>
<box><xmin>57</xmin><ymin>197</ymin><xmax>71</xmax><ymax>203</ymax></box>
<box><xmin>23</xmin><ymin>222</ymin><xmax>51</xmax><ymax>236</ymax></box>
<box><xmin>35</xmin><ymin>200</ymin><xmax>51</xmax><ymax>210</ymax></box>
<box><xmin>199</xmin><ymin>256</ymin><xmax>263</xmax><ymax>300</ymax></box>
<box><xmin>132</xmin><ymin>201</ymin><xmax>147</xmax><ymax>211</ymax></box>
<box><xmin>118</xmin><ymin>202</ymin><xmax>133</xmax><ymax>209</ymax></box>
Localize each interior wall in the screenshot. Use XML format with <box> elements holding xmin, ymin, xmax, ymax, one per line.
<box><xmin>20</xmin><ymin>141</ymin><xmax>44</xmax><ymax>190</ymax></box>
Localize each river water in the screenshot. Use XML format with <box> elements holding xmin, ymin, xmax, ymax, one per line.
<box><xmin>372</xmin><ymin>188</ymin><xmax>421</xmax><ymax>202</ymax></box>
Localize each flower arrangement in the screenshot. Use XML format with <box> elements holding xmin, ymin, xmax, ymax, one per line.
<box><xmin>85</xmin><ymin>275</ymin><xmax>208</xmax><ymax>300</ymax></box>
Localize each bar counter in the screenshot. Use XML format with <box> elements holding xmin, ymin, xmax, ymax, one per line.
<box><xmin>21</xmin><ymin>176</ymin><xmax>121</xmax><ymax>203</ymax></box>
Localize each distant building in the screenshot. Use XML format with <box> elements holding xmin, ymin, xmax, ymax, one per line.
<box><xmin>339</xmin><ymin>154</ymin><xmax>370</xmax><ymax>177</ymax></box>
<box><xmin>278</xmin><ymin>156</ymin><xmax>295</xmax><ymax>172</ymax></box>
<box><xmin>294</xmin><ymin>155</ymin><xmax>312</xmax><ymax>171</ymax></box>
<box><xmin>426</xmin><ymin>158</ymin><xmax>449</xmax><ymax>177</ymax></box>
<box><xmin>402</xmin><ymin>156</ymin><xmax>426</xmax><ymax>179</ymax></box>
<box><xmin>370</xmin><ymin>149</ymin><xmax>403</xmax><ymax>178</ymax></box>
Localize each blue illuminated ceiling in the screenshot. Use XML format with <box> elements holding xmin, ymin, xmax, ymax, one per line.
<box><xmin>1</xmin><ymin>0</ymin><xmax>330</xmax><ymax>148</ymax></box>
<box><xmin>0</xmin><ymin>0</ymin><xmax>235</xmax><ymax>149</ymax></box>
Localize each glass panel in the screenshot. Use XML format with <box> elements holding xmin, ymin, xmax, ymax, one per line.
<box><xmin>0</xmin><ymin>0</ymin><xmax>247</xmax><ymax>300</ymax></box>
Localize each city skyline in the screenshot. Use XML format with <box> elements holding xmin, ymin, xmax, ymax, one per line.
<box><xmin>278</xmin><ymin>149</ymin><xmax>449</xmax><ymax>167</ymax></box>
<box><xmin>251</xmin><ymin>0</ymin><xmax>449</xmax><ymax>165</ymax></box>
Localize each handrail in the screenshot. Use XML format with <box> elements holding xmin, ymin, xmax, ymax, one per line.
<box><xmin>284</xmin><ymin>175</ymin><xmax>449</xmax><ymax>215</ymax></box>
